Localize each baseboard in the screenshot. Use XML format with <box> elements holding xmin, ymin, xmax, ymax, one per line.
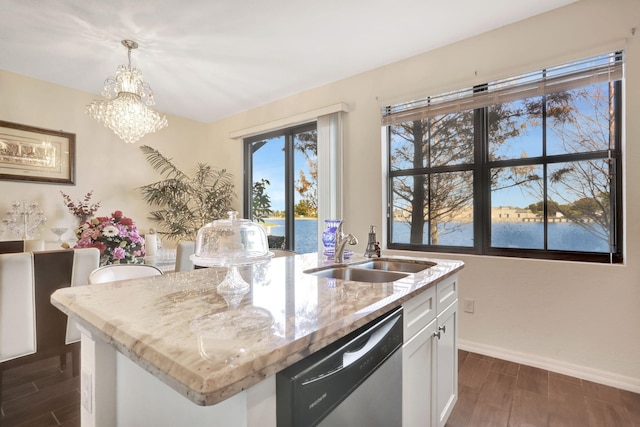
<box><xmin>459</xmin><ymin>339</ymin><xmax>640</xmax><ymax>394</ymax></box>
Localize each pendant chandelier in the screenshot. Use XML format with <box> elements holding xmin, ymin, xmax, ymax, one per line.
<box><xmin>86</xmin><ymin>40</ymin><xmax>168</xmax><ymax>144</ymax></box>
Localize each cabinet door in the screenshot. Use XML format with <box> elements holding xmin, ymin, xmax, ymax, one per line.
<box><xmin>435</xmin><ymin>301</ymin><xmax>458</xmax><ymax>427</ymax></box>
<box><xmin>403</xmin><ymin>318</ymin><xmax>437</xmax><ymax>427</ymax></box>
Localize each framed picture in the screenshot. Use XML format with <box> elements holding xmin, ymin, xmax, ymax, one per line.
<box><xmin>0</xmin><ymin>120</ymin><xmax>75</xmax><ymax>184</ymax></box>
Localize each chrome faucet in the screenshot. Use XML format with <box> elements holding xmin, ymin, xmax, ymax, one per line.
<box><xmin>334</xmin><ymin>220</ymin><xmax>358</xmax><ymax>263</ymax></box>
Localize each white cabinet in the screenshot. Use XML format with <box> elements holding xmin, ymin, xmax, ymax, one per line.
<box><xmin>402</xmin><ymin>274</ymin><xmax>458</xmax><ymax>427</ymax></box>
<box><xmin>435</xmin><ymin>300</ymin><xmax>458</xmax><ymax>427</ymax></box>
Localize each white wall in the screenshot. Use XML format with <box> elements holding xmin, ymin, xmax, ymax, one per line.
<box><xmin>207</xmin><ymin>0</ymin><xmax>640</xmax><ymax>390</ymax></box>
<box><xmin>0</xmin><ymin>70</ymin><xmax>217</xmax><ymax>245</ymax></box>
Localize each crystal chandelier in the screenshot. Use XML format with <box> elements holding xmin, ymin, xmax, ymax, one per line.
<box><xmin>86</xmin><ymin>40</ymin><xmax>168</xmax><ymax>144</ymax></box>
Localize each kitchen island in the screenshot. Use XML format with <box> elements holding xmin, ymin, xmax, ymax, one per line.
<box><xmin>51</xmin><ymin>253</ymin><xmax>463</xmax><ymax>426</ymax></box>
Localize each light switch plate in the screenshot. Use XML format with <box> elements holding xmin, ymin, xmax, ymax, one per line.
<box><xmin>463</xmin><ymin>298</ymin><xmax>475</xmax><ymax>313</ymax></box>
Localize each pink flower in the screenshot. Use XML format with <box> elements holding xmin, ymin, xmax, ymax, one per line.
<box><xmin>112</xmin><ymin>247</ymin><xmax>126</xmax><ymax>260</ymax></box>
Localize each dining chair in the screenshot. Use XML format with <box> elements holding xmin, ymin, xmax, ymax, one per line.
<box><xmin>175</xmin><ymin>241</ymin><xmax>195</xmax><ymax>272</ymax></box>
<box><xmin>0</xmin><ymin>252</ymin><xmax>36</xmax><ymax>364</ymax></box>
<box><xmin>65</xmin><ymin>248</ymin><xmax>100</xmax><ymax>344</ymax></box>
<box><xmin>0</xmin><ymin>248</ymin><xmax>99</xmax><ymax>408</ymax></box>
<box><xmin>0</xmin><ymin>240</ymin><xmax>24</xmax><ymax>254</ymax></box>
<box><xmin>88</xmin><ymin>264</ymin><xmax>163</xmax><ymax>284</ymax></box>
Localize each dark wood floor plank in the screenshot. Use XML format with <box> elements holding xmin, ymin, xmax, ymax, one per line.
<box><xmin>549</xmin><ymin>375</ymin><xmax>584</xmax><ymax>400</ymax></box>
<box><xmin>58</xmin><ymin>418</ymin><xmax>81</xmax><ymax>427</ymax></box>
<box><xmin>468</xmin><ymin>402</ymin><xmax>510</xmax><ymax>427</ymax></box>
<box><xmin>2</xmin><ymin>375</ymin><xmax>79</xmax><ymax>416</ymax></box>
<box><xmin>582</xmin><ymin>379</ymin><xmax>624</xmax><ymax>406</ymax></box>
<box><xmin>585</xmin><ymin>396</ymin><xmax>631</xmax><ymax>427</ymax></box>
<box><xmin>458</xmin><ymin>355</ymin><xmax>493</xmax><ymax>391</ymax></box>
<box><xmin>54</xmin><ymin>401</ymin><xmax>81</xmax><ymax>424</ymax></box>
<box><xmin>491</xmin><ymin>358</ymin><xmax>520</xmax><ymax>377</ymax></box>
<box><xmin>7</xmin><ymin>412</ymin><xmax>59</xmax><ymax>427</ymax></box>
<box><xmin>458</xmin><ymin>350</ymin><xmax>469</xmax><ymax>372</ymax></box>
<box><xmin>516</xmin><ymin>365</ymin><xmax>549</xmax><ymax>396</ymax></box>
<box><xmin>477</xmin><ymin>371</ymin><xmax>517</xmax><ymax>410</ymax></box>
<box><xmin>548</xmin><ymin>376</ymin><xmax>589</xmax><ymax>427</ymax></box>
<box><xmin>34</xmin><ymin>366</ymin><xmax>74</xmax><ymax>390</ymax></box>
<box><xmin>446</xmin><ymin>384</ymin><xmax>480</xmax><ymax>427</ymax></box>
<box><xmin>1</xmin><ymin>389</ymin><xmax>79</xmax><ymax>426</ymax></box>
<box><xmin>1</xmin><ymin>379</ymin><xmax>37</xmax><ymax>403</ymax></box>
<box><xmin>620</xmin><ymin>389</ymin><xmax>640</xmax><ymax>426</ymax></box>
<box><xmin>508</xmin><ymin>388</ymin><xmax>549</xmax><ymax>427</ymax></box>
<box><xmin>2</xmin><ymin>364</ymin><xmax>61</xmax><ymax>390</ymax></box>
<box><xmin>549</xmin><ymin>371</ymin><xmax>581</xmax><ymax>384</ymax></box>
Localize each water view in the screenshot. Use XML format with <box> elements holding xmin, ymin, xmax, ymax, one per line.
<box><xmin>392</xmin><ymin>221</ymin><xmax>609</xmax><ymax>252</ymax></box>
<box><xmin>266</xmin><ymin>219</ymin><xmax>610</xmax><ymax>254</ymax></box>
<box><xmin>266</xmin><ymin>219</ymin><xmax>318</xmax><ymax>254</ymax></box>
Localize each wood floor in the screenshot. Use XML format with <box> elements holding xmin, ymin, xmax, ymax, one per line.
<box><xmin>447</xmin><ymin>350</ymin><xmax>640</xmax><ymax>427</ymax></box>
<box><xmin>0</xmin><ymin>353</ymin><xmax>79</xmax><ymax>426</ymax></box>
<box><xmin>2</xmin><ymin>350</ymin><xmax>639</xmax><ymax>426</ymax></box>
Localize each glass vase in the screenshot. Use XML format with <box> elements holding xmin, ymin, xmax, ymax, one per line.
<box><xmin>321</xmin><ymin>219</ymin><xmax>341</xmax><ymax>256</ymax></box>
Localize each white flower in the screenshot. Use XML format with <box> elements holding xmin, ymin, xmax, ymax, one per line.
<box><xmin>102</xmin><ymin>225</ymin><xmax>119</xmax><ymax>237</ymax></box>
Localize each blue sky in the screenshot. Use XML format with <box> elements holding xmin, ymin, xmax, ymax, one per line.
<box><xmin>252</xmin><ymin>137</ymin><xmax>312</xmax><ymax>211</ymax></box>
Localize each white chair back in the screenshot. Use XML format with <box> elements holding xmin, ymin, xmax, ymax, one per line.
<box><xmin>88</xmin><ymin>264</ymin><xmax>163</xmax><ymax>285</ymax></box>
<box><xmin>65</xmin><ymin>248</ymin><xmax>100</xmax><ymax>344</ymax></box>
<box><xmin>175</xmin><ymin>241</ymin><xmax>195</xmax><ymax>272</ymax></box>
<box><xmin>0</xmin><ymin>252</ymin><xmax>36</xmax><ymax>363</ymax></box>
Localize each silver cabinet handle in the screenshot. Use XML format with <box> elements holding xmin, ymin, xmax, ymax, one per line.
<box><xmin>439</xmin><ymin>325</ymin><xmax>446</xmax><ymax>334</ymax></box>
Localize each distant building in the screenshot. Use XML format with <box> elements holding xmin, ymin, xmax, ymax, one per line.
<box><xmin>492</xmin><ymin>206</ymin><xmax>538</xmax><ymax>222</ymax></box>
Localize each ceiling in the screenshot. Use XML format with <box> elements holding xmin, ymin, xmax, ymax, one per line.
<box><xmin>0</xmin><ymin>0</ymin><xmax>575</xmax><ymax>124</ymax></box>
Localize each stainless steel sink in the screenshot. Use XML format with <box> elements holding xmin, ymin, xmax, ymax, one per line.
<box><xmin>349</xmin><ymin>258</ymin><xmax>436</xmax><ymax>273</ymax></box>
<box><xmin>305</xmin><ymin>266</ymin><xmax>408</xmax><ymax>283</ymax></box>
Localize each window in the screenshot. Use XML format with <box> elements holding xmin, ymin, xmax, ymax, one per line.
<box><xmin>384</xmin><ymin>52</ymin><xmax>623</xmax><ymax>263</ymax></box>
<box><xmin>244</xmin><ymin>123</ymin><xmax>318</xmax><ymax>253</ymax></box>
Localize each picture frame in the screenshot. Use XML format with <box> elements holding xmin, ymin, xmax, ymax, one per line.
<box><xmin>0</xmin><ymin>120</ymin><xmax>75</xmax><ymax>184</ymax></box>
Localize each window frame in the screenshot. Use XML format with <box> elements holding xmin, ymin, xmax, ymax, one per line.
<box><xmin>243</xmin><ymin>122</ymin><xmax>317</xmax><ymax>252</ymax></box>
<box><xmin>385</xmin><ymin>58</ymin><xmax>623</xmax><ymax>264</ymax></box>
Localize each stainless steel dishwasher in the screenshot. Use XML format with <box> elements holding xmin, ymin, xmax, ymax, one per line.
<box><xmin>276</xmin><ymin>307</ymin><xmax>403</xmax><ymax>427</ymax></box>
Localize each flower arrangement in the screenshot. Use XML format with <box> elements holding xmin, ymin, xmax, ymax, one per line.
<box><xmin>74</xmin><ymin>210</ymin><xmax>145</xmax><ymax>266</ymax></box>
<box><xmin>61</xmin><ymin>190</ymin><xmax>101</xmax><ymax>222</ymax></box>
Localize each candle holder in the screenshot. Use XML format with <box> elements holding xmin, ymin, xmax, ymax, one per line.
<box><xmin>2</xmin><ymin>200</ymin><xmax>47</xmax><ymax>239</ymax></box>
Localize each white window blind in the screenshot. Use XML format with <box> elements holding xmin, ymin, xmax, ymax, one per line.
<box><xmin>382</xmin><ymin>51</ymin><xmax>623</xmax><ymax>126</ymax></box>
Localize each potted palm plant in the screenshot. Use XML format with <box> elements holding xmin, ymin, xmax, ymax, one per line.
<box><xmin>138</xmin><ymin>145</ymin><xmax>235</xmax><ymax>242</ymax></box>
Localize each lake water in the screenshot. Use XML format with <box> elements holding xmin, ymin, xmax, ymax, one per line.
<box><xmin>267</xmin><ymin>219</ymin><xmax>319</xmax><ymax>254</ymax></box>
<box><xmin>268</xmin><ymin>219</ymin><xmax>610</xmax><ymax>254</ymax></box>
<box><xmin>392</xmin><ymin>221</ymin><xmax>609</xmax><ymax>252</ymax></box>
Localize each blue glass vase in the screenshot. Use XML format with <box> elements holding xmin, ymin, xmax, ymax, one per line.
<box><xmin>321</xmin><ymin>219</ymin><xmax>341</xmax><ymax>256</ymax></box>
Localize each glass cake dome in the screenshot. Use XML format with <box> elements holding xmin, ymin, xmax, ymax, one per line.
<box><xmin>190</xmin><ymin>211</ymin><xmax>273</xmax><ymax>308</ymax></box>
<box><xmin>192</xmin><ymin>211</ymin><xmax>272</xmax><ymax>267</ymax></box>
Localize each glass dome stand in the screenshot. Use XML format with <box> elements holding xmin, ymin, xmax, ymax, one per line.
<box><xmin>216</xmin><ymin>264</ymin><xmax>250</xmax><ymax>308</ymax></box>
<box><xmin>191</xmin><ymin>253</ymin><xmax>273</xmax><ymax>308</ymax></box>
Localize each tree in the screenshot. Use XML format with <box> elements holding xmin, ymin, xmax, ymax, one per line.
<box><xmin>252</xmin><ymin>178</ymin><xmax>273</xmax><ymax>222</ymax></box>
<box><xmin>391</xmin><ymin>102</ymin><xmax>522</xmax><ymax>244</ymax></box>
<box><xmin>515</xmin><ymin>84</ymin><xmax>615</xmax><ymax>244</ymax></box>
<box><xmin>294</xmin><ymin>130</ymin><xmax>318</xmax><ymax>213</ymax></box>
<box><xmin>295</xmin><ymin>199</ymin><xmax>316</xmax><ymax>217</ymax></box>
<box><xmin>138</xmin><ymin>145</ymin><xmax>235</xmax><ymax>241</ymax></box>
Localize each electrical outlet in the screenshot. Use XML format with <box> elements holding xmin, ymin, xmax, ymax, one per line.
<box><xmin>463</xmin><ymin>298</ymin><xmax>475</xmax><ymax>313</ymax></box>
<box><xmin>81</xmin><ymin>370</ymin><xmax>92</xmax><ymax>412</ymax></box>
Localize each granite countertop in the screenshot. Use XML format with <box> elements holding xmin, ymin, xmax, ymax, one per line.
<box><xmin>51</xmin><ymin>253</ymin><xmax>463</xmax><ymax>406</ymax></box>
